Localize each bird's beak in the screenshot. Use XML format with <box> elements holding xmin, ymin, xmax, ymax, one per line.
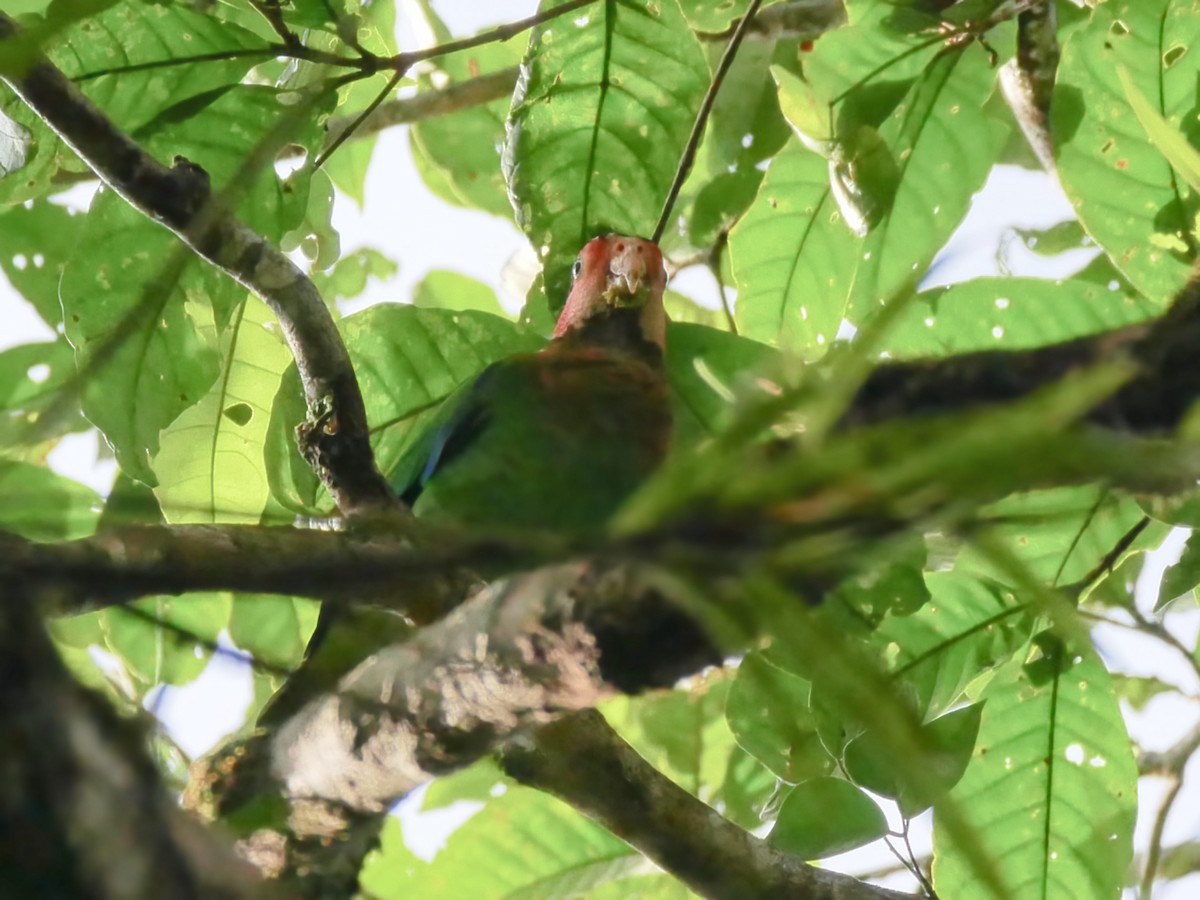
<box><xmin>603</xmin><ymin>248</ymin><xmax>647</xmax><ymax>307</ymax></box>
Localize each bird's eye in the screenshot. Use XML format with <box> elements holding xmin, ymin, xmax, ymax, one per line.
<box><xmin>571</xmin><ymin>258</ymin><xmax>583</xmax><ymax>279</ymax></box>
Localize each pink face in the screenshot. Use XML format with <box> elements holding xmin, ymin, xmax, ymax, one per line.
<box><xmin>553</xmin><ymin>234</ymin><xmax>667</xmax><ymax>347</ymax></box>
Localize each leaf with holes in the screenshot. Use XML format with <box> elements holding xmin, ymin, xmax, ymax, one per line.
<box><xmin>152</xmin><ymin>297</ymin><xmax>291</xmax><ymax>524</ymax></box>
<box><xmin>505</xmin><ymin>0</ymin><xmax>708</xmax><ymax>312</ymax></box>
<box><xmin>878</xmin><ymin>277</ymin><xmax>1160</xmax><ymax>358</ymax></box>
<box><xmin>1054</xmin><ymin>0</ymin><xmax>1200</xmax><ymax>304</ymax></box>
<box><xmin>932</xmin><ymin>650</ymin><xmax>1137</xmax><ymax>900</ymax></box>
<box><xmin>729</xmin><ymin>137</ymin><xmax>858</xmax><ymax>352</ymax></box>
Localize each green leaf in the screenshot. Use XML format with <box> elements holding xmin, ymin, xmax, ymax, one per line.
<box><xmin>0</xmin><ymin>339</ymin><xmax>75</xmax><ymax>413</ymax></box>
<box><xmin>880</xmin><ymin>572</ymin><xmax>1034</xmax><ymax>719</ymax></box>
<box><xmin>728</xmin><ymin>138</ymin><xmax>857</xmax><ymax>350</ymax></box>
<box><xmin>506</xmin><ymin>0</ymin><xmax>709</xmax><ymax>310</ymax></box>
<box><xmin>361</xmin><ymin>786</ymin><xmax>645</xmax><ymax>900</ymax></box>
<box><xmin>141</xmin><ymin>85</ymin><xmax>325</xmax><ymax>246</ymax></box>
<box><xmin>409</xmin><ymin>21</ymin><xmax>522</xmax><ymax>219</ymax></box>
<box><xmin>0</xmin><ymin>460</ymin><xmax>99</xmax><ymax>540</ymax></box>
<box><xmin>1110</xmin><ymin>673</ymin><xmax>1177</xmax><ymax>711</ymax></box>
<box><xmin>956</xmin><ymin>486</ymin><xmax>1165</xmax><ymax>588</ymax></box>
<box><xmin>413</xmin><ymin>270</ymin><xmax>509</xmax><ymax>318</ymax></box>
<box><xmin>0</xmin><ymin>199</ymin><xmax>84</xmax><ymax>325</ymax></box>
<box><xmin>152</xmin><ymin>297</ymin><xmax>292</xmax><ymax>524</ymax></box>
<box><xmin>604</xmin><ymin>674</ymin><xmax>740</xmax><ymax>801</ymax></box>
<box><xmin>422</xmin><ymin>758</ymin><xmax>507</xmax><ymax>811</ymax></box>
<box><xmin>1118</xmin><ymin>64</ymin><xmax>1200</xmax><ymax>195</ymax></box>
<box><xmin>844</xmin><ymin>703</ymin><xmax>983</xmax><ymax>816</ymax></box>
<box><xmin>878</xmin><ymin>277</ymin><xmax>1161</xmax><ymax>358</ymax></box>
<box><xmin>725</xmin><ymin>651</ymin><xmax>833</xmax><ymax>783</ymax></box>
<box><xmin>0</xmin><ymin>2</ymin><xmax>267</xmax><ymax>204</ymax></box>
<box><xmin>60</xmin><ymin>85</ymin><xmax>326</xmax><ymax>484</ymax></box>
<box><xmin>702</xmin><ymin>38</ymin><xmax>791</xmax><ymax>178</ymax></box>
<box><xmin>313</xmin><ymin>247</ymin><xmax>397</xmax><ymax>304</ymax></box>
<box><xmin>229</xmin><ymin>594</ymin><xmax>319</xmax><ymax>671</ymax></box>
<box><xmin>932</xmin><ymin>651</ymin><xmax>1137</xmax><ymax>900</ymax></box>
<box><xmin>846</xmin><ymin>45</ymin><xmax>1008</xmax><ymax>322</ymax></box>
<box><xmin>59</xmin><ymin>189</ymin><xmax>223</xmax><ymax>484</ymax></box>
<box><xmin>1158</xmin><ymin>532</ymin><xmax>1200</xmax><ymax>610</ymax></box>
<box><xmin>100</xmin><ymin>592</ymin><xmax>231</xmax><ymax>689</ymax></box>
<box><xmin>1053</xmin><ymin>0</ymin><xmax>1199</xmax><ymax>303</ymax></box>
<box><xmin>768</xmin><ymin>777</ymin><xmax>887</xmax><ymax>859</ymax></box>
<box><xmin>665</xmin><ymin>322</ymin><xmax>778</xmax><ymax>441</ymax></box>
<box><xmin>676</xmin><ymin>0</ymin><xmax>754</xmax><ymax>33</ymax></box>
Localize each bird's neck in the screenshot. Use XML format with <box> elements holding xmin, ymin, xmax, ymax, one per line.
<box><xmin>551</xmin><ymin>306</ymin><xmax>664</xmax><ymax>367</ymax></box>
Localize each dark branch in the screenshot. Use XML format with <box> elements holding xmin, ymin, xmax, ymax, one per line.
<box><xmin>504</xmin><ymin>711</ymin><xmax>918</xmax><ymax>900</ymax></box>
<box><xmin>0</xmin><ymin>581</ymin><xmax>262</xmax><ymax>898</ymax></box>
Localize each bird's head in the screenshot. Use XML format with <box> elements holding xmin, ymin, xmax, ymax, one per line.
<box><xmin>553</xmin><ymin>234</ymin><xmax>667</xmax><ymax>350</ymax></box>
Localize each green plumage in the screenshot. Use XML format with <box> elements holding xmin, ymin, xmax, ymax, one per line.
<box><xmin>392</xmin><ymin>322</ymin><xmax>671</xmax><ymax>534</ymax></box>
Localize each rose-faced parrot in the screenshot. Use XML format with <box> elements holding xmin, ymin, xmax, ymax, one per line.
<box><xmin>390</xmin><ymin>233</ymin><xmax>672</xmax><ymax>533</ymax></box>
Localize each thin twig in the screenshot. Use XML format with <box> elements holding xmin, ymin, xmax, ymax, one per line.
<box><xmin>1142</xmin><ymin>773</ymin><xmax>1185</xmax><ymax>898</ymax></box>
<box><xmin>314</xmin><ymin>70</ymin><xmax>401</xmax><ymax>170</ymax></box>
<box><xmin>652</xmin><ymin>0</ymin><xmax>766</xmax><ymax>243</ymax></box>
<box><xmin>323</xmin><ymin>66</ymin><xmax>519</xmax><ymax>145</ymax></box>
<box><xmin>709</xmin><ymin>231</ymin><xmax>737</xmax><ymax>333</ymax></box>
<box><xmin>386</xmin><ymin>0</ymin><xmax>597</xmax><ymax>71</ymax></box>
<box><xmin>251</xmin><ymin>0</ymin><xmax>300</xmax><ymax>49</ymax></box>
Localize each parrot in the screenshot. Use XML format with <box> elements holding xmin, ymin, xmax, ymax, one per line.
<box><xmin>390</xmin><ymin>232</ymin><xmax>672</xmax><ymax>534</ymax></box>
<box><xmin>260</xmin><ymin>234</ymin><xmax>672</xmax><ymax>725</ymax></box>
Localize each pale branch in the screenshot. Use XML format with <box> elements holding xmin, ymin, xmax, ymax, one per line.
<box><xmin>323</xmin><ymin>66</ymin><xmax>520</xmax><ymax>146</ymax></box>
<box><xmin>190</xmin><ymin>564</ymin><xmax>721</xmax><ymax>893</ymax></box>
<box><xmin>0</xmin><ymin>581</ymin><xmax>263</xmax><ymax>899</ymax></box>
<box><xmin>998</xmin><ymin>0</ymin><xmax>1058</xmax><ymax>175</ymax></box>
<box><xmin>0</xmin><ymin>12</ymin><xmax>393</xmax><ymax>516</ymax></box>
<box><xmin>503</xmin><ymin>711</ymin><xmax>919</xmax><ymax>900</ymax></box>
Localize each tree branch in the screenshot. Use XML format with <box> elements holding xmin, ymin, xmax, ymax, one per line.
<box><xmin>0</xmin><ymin>12</ymin><xmax>394</xmax><ymax>516</ymax></box>
<box><xmin>0</xmin><ymin>581</ymin><xmax>263</xmax><ymax>899</ymax></box>
<box><xmin>323</xmin><ymin>66</ymin><xmax>519</xmax><ymax>146</ymax></box>
<box><xmin>503</xmin><ymin>711</ymin><xmax>918</xmax><ymax>900</ymax></box>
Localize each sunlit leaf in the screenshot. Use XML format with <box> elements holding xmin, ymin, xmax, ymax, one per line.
<box><xmin>768</xmin><ymin>777</ymin><xmax>887</xmax><ymax>859</ymax></box>
<box><xmin>153</xmin><ymin>297</ymin><xmax>291</xmax><ymax>524</ymax></box>
<box><xmin>932</xmin><ymin>651</ymin><xmax>1137</xmax><ymax>900</ymax></box>
<box><xmin>878</xmin><ymin>277</ymin><xmax>1160</xmax><ymax>358</ymax></box>
<box><xmin>0</xmin><ymin>460</ymin><xmax>99</xmax><ymax>540</ymax></box>
<box><xmin>361</xmin><ymin>786</ymin><xmax>650</xmax><ymax>899</ymax></box>
<box><xmin>1054</xmin><ymin>0</ymin><xmax>1200</xmax><ymax>303</ymax></box>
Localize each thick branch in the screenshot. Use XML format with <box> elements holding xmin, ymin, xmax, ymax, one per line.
<box><xmin>0</xmin><ymin>13</ymin><xmax>393</xmax><ymax>515</ymax></box>
<box><xmin>846</xmin><ymin>274</ymin><xmax>1200</xmax><ymax>433</ymax></box>
<box><xmin>0</xmin><ymin>582</ymin><xmax>263</xmax><ymax>899</ymax></box>
<box><xmin>0</xmin><ymin>523</ymin><xmax>487</xmax><ymax>623</ymax></box>
<box><xmin>503</xmin><ymin>711</ymin><xmax>917</xmax><ymax>900</ymax></box>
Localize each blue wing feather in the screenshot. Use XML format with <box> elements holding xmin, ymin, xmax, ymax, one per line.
<box><xmin>393</xmin><ymin>364</ymin><xmax>499</xmax><ymax>505</ymax></box>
